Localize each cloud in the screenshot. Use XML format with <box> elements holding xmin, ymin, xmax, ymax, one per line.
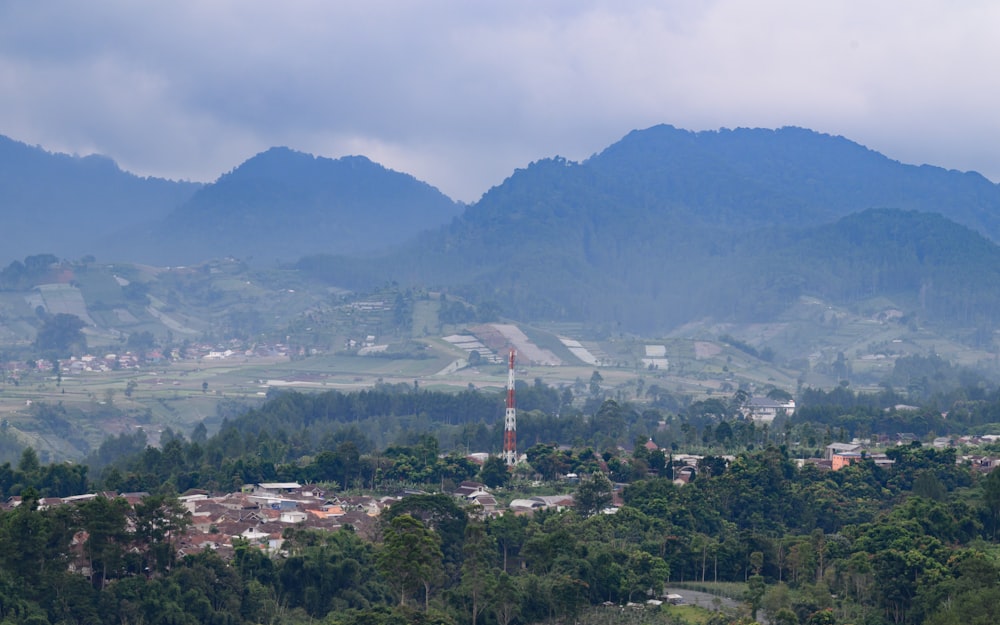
<box><xmin>1</xmin><ymin>1</ymin><xmax>998</xmax><ymax>201</ymax></box>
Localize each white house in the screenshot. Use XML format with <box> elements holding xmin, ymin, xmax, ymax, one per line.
<box><xmin>745</xmin><ymin>397</ymin><xmax>795</xmax><ymax>423</ymax></box>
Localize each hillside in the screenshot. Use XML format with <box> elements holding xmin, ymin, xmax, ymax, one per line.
<box><xmin>8</xmin><ymin>124</ymin><xmax>1000</xmax><ymax>353</ymax></box>
<box><xmin>296</xmin><ymin>126</ymin><xmax>1000</xmax><ymax>336</ymax></box>
<box><xmin>119</xmin><ymin>148</ymin><xmax>463</xmax><ymax>265</ymax></box>
<box><xmin>0</xmin><ymin>136</ymin><xmax>200</xmax><ymax>263</ymax></box>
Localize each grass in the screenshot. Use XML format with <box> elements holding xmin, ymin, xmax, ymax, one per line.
<box><xmin>566</xmin><ymin>603</ymin><xmax>718</xmax><ymax>625</ymax></box>
<box><xmin>411</xmin><ymin>300</ymin><xmax>439</xmax><ymax>336</ymax></box>
<box><xmin>663</xmin><ymin>605</ymin><xmax>717</xmax><ymax>624</ymax></box>
<box><xmin>669</xmin><ymin>581</ymin><xmax>748</xmax><ymax>601</ymax></box>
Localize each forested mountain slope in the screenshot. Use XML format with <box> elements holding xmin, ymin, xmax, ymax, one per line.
<box><xmin>124</xmin><ymin>148</ymin><xmax>463</xmax><ymax>265</ymax></box>
<box><xmin>297</xmin><ymin>126</ymin><xmax>1000</xmax><ymax>334</ymax></box>
<box><xmin>0</xmin><ymin>135</ymin><xmax>200</xmax><ymax>263</ymax></box>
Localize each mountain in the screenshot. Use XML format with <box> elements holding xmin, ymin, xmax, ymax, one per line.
<box><xmin>118</xmin><ymin>148</ymin><xmax>463</xmax><ymax>265</ymax></box>
<box><xmin>296</xmin><ymin>125</ymin><xmax>1000</xmax><ymax>335</ymax></box>
<box><xmin>588</xmin><ymin>125</ymin><xmax>1000</xmax><ymax>232</ymax></box>
<box><xmin>8</xmin><ymin>124</ymin><xmax>1000</xmax><ymax>338</ymax></box>
<box><xmin>0</xmin><ymin>136</ymin><xmax>200</xmax><ymax>263</ymax></box>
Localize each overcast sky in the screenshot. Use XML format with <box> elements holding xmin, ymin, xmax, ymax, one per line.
<box><xmin>1</xmin><ymin>1</ymin><xmax>997</xmax><ymax>202</ymax></box>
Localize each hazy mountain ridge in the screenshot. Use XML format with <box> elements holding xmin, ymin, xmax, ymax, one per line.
<box><xmin>0</xmin><ymin>137</ymin><xmax>462</xmax><ymax>267</ymax></box>
<box><xmin>297</xmin><ymin>126</ymin><xmax>1000</xmax><ymax>335</ymax></box>
<box><xmin>8</xmin><ymin>125</ymin><xmax>1000</xmax><ymax>339</ymax></box>
<box><xmin>0</xmin><ymin>136</ymin><xmax>201</xmax><ymax>262</ymax></box>
<box><xmin>580</xmin><ymin>125</ymin><xmax>1000</xmax><ymax>236</ymax></box>
<box><xmin>116</xmin><ymin>147</ymin><xmax>463</xmax><ymax>265</ymax></box>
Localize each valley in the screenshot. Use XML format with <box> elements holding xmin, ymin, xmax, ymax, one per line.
<box><xmin>0</xmin><ymin>256</ymin><xmax>994</xmax><ymax>462</ymax></box>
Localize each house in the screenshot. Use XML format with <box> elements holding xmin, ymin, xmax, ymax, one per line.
<box><xmin>297</xmin><ymin>484</ymin><xmax>325</xmax><ymax>499</ymax></box>
<box><xmin>453</xmin><ymin>481</ymin><xmax>487</xmax><ymax>498</ymax></box>
<box><xmin>254</xmin><ymin>482</ymin><xmax>302</xmax><ymax>495</ymax></box>
<box><xmin>744</xmin><ymin>397</ymin><xmax>795</xmax><ymax>423</ymax></box>
<box><xmin>831</xmin><ymin>451</ymin><xmax>863</xmax><ymax>471</ymax></box>
<box><xmin>507</xmin><ymin>495</ymin><xmax>574</xmax><ymax>515</ymax></box>
<box><xmin>799</xmin><ymin>458</ymin><xmax>834</xmax><ymax>471</ymax></box>
<box><xmin>509</xmin><ymin>498</ymin><xmax>545</xmax><ymax>513</ymax></box>
<box><xmin>825</xmin><ymin>442</ymin><xmax>863</xmax><ymax>460</ymax></box>
<box><xmin>673</xmin><ymin>465</ymin><xmax>696</xmax><ymax>484</ymax></box>
<box><xmin>467</xmin><ymin>493</ymin><xmax>499</xmax><ymax>518</ymax></box>
<box><xmin>248</xmin><ymin>495</ymin><xmax>300</xmax><ymax>511</ymax></box>
<box><xmin>279</xmin><ymin>510</ymin><xmax>308</xmax><ymax>524</ymax></box>
<box><xmin>868</xmin><ymin>453</ymin><xmax>895</xmax><ymax>469</ymax></box>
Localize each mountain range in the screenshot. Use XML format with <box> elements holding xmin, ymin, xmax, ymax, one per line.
<box><xmin>296</xmin><ymin>125</ymin><xmax>1000</xmax><ymax>334</ymax></box>
<box><xmin>0</xmin><ymin>137</ymin><xmax>461</xmax><ymax>266</ymax></box>
<box><xmin>4</xmin><ymin>125</ymin><xmax>1000</xmax><ymax>337</ymax></box>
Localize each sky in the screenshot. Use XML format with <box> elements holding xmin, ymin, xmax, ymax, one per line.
<box><xmin>1</xmin><ymin>1</ymin><xmax>998</xmax><ymax>203</ymax></box>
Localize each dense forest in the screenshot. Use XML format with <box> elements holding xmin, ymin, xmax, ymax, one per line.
<box><xmin>0</xmin><ymin>375</ymin><xmax>1000</xmax><ymax>624</ymax></box>
<box><xmin>1</xmin><ymin>439</ymin><xmax>999</xmax><ymax>624</ymax></box>
<box><xmin>294</xmin><ymin>127</ymin><xmax>1000</xmax><ymax>335</ymax></box>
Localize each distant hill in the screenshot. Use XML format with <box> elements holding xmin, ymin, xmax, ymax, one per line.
<box><xmin>0</xmin><ymin>136</ymin><xmax>200</xmax><ymax>263</ymax></box>
<box><xmin>588</xmin><ymin>125</ymin><xmax>1000</xmax><ymax>233</ymax></box>
<box><xmin>10</xmin><ymin>124</ymin><xmax>1000</xmax><ymax>338</ymax></box>
<box><xmin>119</xmin><ymin>148</ymin><xmax>463</xmax><ymax>265</ymax></box>
<box><xmin>296</xmin><ymin>125</ymin><xmax>1000</xmax><ymax>334</ymax></box>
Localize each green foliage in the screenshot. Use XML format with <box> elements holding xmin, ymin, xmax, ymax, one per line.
<box><xmin>33</xmin><ymin>313</ymin><xmax>87</xmax><ymax>357</ymax></box>
<box><xmin>0</xmin><ymin>255</ymin><xmax>59</xmax><ymax>291</ymax></box>
<box><xmin>278</xmin><ymin>528</ymin><xmax>386</xmax><ymax>616</ymax></box>
<box><xmin>10</xmin><ymin>362</ymin><xmax>1000</xmax><ymax>625</ymax></box>
<box><xmin>478</xmin><ymin>455</ymin><xmax>510</xmax><ymax>489</ymax></box>
<box><xmin>0</xmin><ymin>430</ymin><xmax>999</xmax><ymax>625</ymax></box>
<box><xmin>378</xmin><ymin>514</ymin><xmax>444</xmax><ymax>609</ymax></box>
<box><xmin>383</xmin><ymin>494</ymin><xmax>467</xmax><ymax>577</ymax></box>
<box><xmin>297</xmin><ymin>126</ymin><xmax>1000</xmax><ymax>336</ymax></box>
<box><xmin>158</xmin><ymin>148</ymin><xmax>461</xmax><ymax>266</ymax></box>
<box><xmin>575</xmin><ymin>471</ymin><xmax>614</xmax><ymax>516</ymax></box>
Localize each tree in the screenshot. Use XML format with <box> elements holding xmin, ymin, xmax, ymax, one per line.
<box><xmin>131</xmin><ymin>494</ymin><xmax>191</xmax><ymax>573</ymax></box>
<box><xmin>575</xmin><ymin>471</ymin><xmax>614</xmax><ymax>517</ymax></box>
<box><xmin>0</xmin><ymin>488</ymin><xmax>71</xmax><ymax>590</ymax></box>
<box><xmin>768</xmin><ymin>388</ymin><xmax>794</xmax><ymax>402</ymax></box>
<box><xmin>525</xmin><ymin>444</ymin><xmax>566</xmax><ymax>482</ymax></box>
<box><xmin>491</xmin><ymin>572</ymin><xmax>522</xmax><ymax>625</ymax></box>
<box><xmin>589</xmin><ymin>370</ymin><xmax>604</xmax><ymax>397</ymax></box>
<box><xmin>746</xmin><ymin>574</ymin><xmax>766</xmax><ymax>621</ymax></box>
<box><xmin>17</xmin><ymin>447</ymin><xmax>41</xmax><ymax>476</ymax></box>
<box><xmin>593</xmin><ymin>399</ymin><xmax>626</xmax><ymax>439</ymax></box>
<box><xmin>34</xmin><ymin>313</ymin><xmax>87</xmax><ymax>357</ymax></box>
<box><xmin>377</xmin><ymin>514</ymin><xmax>444</xmax><ymax>610</ymax></box>
<box><xmin>78</xmin><ymin>496</ymin><xmax>131</xmax><ymax>589</ymax></box>
<box><xmin>488</xmin><ymin>512</ymin><xmax>527</xmax><ymax>573</ymax></box>
<box><xmin>382</xmin><ymin>493</ymin><xmax>467</xmax><ymax>574</ymax></box>
<box><xmin>621</xmin><ymin>550</ymin><xmax>670</xmax><ymax>601</ymax></box>
<box><xmin>983</xmin><ymin>467</ymin><xmax>1000</xmax><ymax>539</ymax></box>
<box><xmin>478</xmin><ymin>456</ymin><xmax>510</xmax><ymax>489</ymax></box>
<box><xmin>460</xmin><ymin>522</ymin><xmax>497</xmax><ymax>625</ymax></box>
<box><xmin>126</xmin><ymin>330</ymin><xmax>155</xmax><ymax>350</ymax></box>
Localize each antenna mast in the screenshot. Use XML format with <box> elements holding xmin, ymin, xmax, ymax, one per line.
<box><xmin>502</xmin><ymin>349</ymin><xmax>517</xmax><ymax>466</ymax></box>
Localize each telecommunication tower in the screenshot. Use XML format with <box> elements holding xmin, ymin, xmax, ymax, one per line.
<box><xmin>502</xmin><ymin>349</ymin><xmax>517</xmax><ymax>466</ymax></box>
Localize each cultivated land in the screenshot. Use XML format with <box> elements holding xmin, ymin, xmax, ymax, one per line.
<box><xmin>1</xmin><ymin>258</ymin><xmax>998</xmax><ymax>460</ymax></box>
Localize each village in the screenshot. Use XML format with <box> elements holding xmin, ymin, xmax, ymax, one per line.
<box><xmin>6</xmin><ymin>430</ymin><xmax>1000</xmax><ymax>576</ymax></box>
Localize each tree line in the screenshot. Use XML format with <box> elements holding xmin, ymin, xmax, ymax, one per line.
<box><xmin>1</xmin><ymin>441</ymin><xmax>1000</xmax><ymax>624</ymax></box>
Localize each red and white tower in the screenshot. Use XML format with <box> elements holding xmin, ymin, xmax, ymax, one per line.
<box><xmin>502</xmin><ymin>349</ymin><xmax>517</xmax><ymax>466</ymax></box>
